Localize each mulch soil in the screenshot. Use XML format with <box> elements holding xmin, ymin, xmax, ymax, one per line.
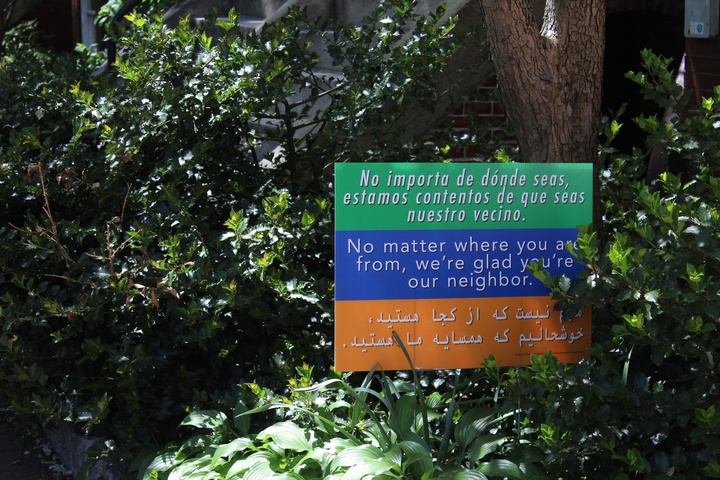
<box><xmin>0</xmin><ymin>409</ymin><xmax>72</xmax><ymax>480</ymax></box>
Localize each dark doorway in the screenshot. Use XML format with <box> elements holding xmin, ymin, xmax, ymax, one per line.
<box><xmin>602</xmin><ymin>10</ymin><xmax>685</xmax><ymax>154</ymax></box>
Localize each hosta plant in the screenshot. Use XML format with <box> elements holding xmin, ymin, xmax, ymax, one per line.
<box><xmin>140</xmin><ymin>363</ymin><xmax>549</xmax><ymax>480</ymax></box>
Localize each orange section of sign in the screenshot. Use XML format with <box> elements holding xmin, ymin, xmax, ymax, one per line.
<box><xmin>335</xmin><ymin>297</ymin><xmax>590</xmax><ymax>371</ymax></box>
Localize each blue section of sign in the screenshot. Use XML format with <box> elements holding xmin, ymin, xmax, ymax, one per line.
<box><xmin>335</xmin><ymin>229</ymin><xmax>583</xmax><ymax>301</ymax></box>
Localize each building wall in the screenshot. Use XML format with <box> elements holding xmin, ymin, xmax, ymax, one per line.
<box><xmin>686</xmin><ymin>38</ymin><xmax>720</xmax><ymax>103</ymax></box>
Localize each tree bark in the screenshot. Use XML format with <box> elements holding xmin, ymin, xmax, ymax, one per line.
<box><xmin>480</xmin><ymin>0</ymin><xmax>606</xmax><ymax>164</ymax></box>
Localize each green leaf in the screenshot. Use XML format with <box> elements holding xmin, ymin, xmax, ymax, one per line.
<box><xmin>341</xmin><ymin>457</ymin><xmax>399</xmax><ymax>480</ymax></box>
<box><xmin>695</xmin><ymin>405</ymin><xmax>720</xmax><ymax>428</ymax></box>
<box><xmin>558</xmin><ymin>275</ymin><xmax>571</xmax><ymax>292</ymax></box>
<box><xmin>643</xmin><ymin>290</ymin><xmax>659</xmax><ymax>303</ymax></box>
<box><xmin>301</xmin><ymin>210</ymin><xmax>315</xmax><ymax>229</ymax></box>
<box><xmin>455</xmin><ymin>407</ymin><xmax>500</xmax><ymax>452</ymax></box>
<box><xmin>398</xmin><ymin>440</ymin><xmax>433</xmax><ymax>474</ymax></box>
<box><xmin>685</xmin><ymin>316</ymin><xmax>704</xmax><ymax>333</ymax></box>
<box><xmin>467</xmin><ymin>434</ymin><xmax>507</xmax><ymax>464</ymax></box>
<box><xmin>687</xmin><ymin>263</ymin><xmax>704</xmax><ymax>286</ymax></box>
<box><xmin>477</xmin><ymin>459</ymin><xmax>527</xmax><ymax>479</ymax></box>
<box><xmin>703</xmin><ymin>96</ymin><xmax>714</xmax><ymax>111</ymax></box>
<box><xmin>622</xmin><ymin>312</ymin><xmax>644</xmax><ymax>331</ymax></box>
<box><xmin>243</xmin><ymin>460</ymin><xmax>276</xmax><ymax>480</ymax></box>
<box><xmin>167</xmin><ymin>455</ymin><xmax>212</xmax><ymax>478</ymax></box>
<box><xmin>224</xmin><ymin>209</ymin><xmax>247</xmax><ymax>234</ymax></box>
<box><xmin>608</xmin><ymin>239</ymin><xmax>632</xmax><ymax>274</ymax></box>
<box><xmin>331</xmin><ymin>444</ymin><xmax>385</xmax><ymax>469</ymax></box>
<box><xmin>180</xmin><ymin>410</ymin><xmax>228</xmax><ymax>430</ymax></box>
<box><xmin>210</xmin><ymin>437</ymin><xmax>252</xmax><ymax>468</ymax></box>
<box><xmin>143</xmin><ymin>451</ymin><xmax>177</xmax><ymax>475</ymax></box>
<box><xmin>258</xmin><ymin>421</ymin><xmax>313</xmax><ymax>452</ymax></box>
<box><xmin>705</xmin><ymin>461</ymin><xmax>720</xmax><ymax>478</ymax></box>
<box><xmin>447</xmin><ymin>469</ymin><xmax>489</xmax><ymax>480</ymax></box>
<box><xmin>233</xmin><ymin>402</ymin><xmax>251</xmax><ymax>436</ymax></box>
<box><xmin>226</xmin><ymin>452</ymin><xmax>277</xmax><ymax>478</ymax></box>
<box><xmin>622</xmin><ymin>448</ymin><xmax>647</xmax><ymax>473</ymax></box>
<box><xmin>389</xmin><ymin>394</ymin><xmax>418</xmax><ymax>438</ymax></box>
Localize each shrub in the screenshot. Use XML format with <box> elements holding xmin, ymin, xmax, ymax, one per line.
<box><xmin>519</xmin><ymin>50</ymin><xmax>720</xmax><ymax>479</ymax></box>
<box><xmin>0</xmin><ymin>0</ymin><xmax>465</xmax><ymax>463</ymax></box>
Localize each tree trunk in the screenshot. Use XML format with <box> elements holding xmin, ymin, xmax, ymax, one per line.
<box><xmin>480</xmin><ymin>0</ymin><xmax>606</xmax><ymax>164</ymax></box>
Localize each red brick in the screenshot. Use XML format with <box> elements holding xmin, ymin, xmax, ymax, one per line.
<box><xmin>465</xmin><ymin>101</ymin><xmax>493</xmax><ymax>117</ymax></box>
<box><xmin>685</xmin><ymin>38</ymin><xmax>720</xmax><ymax>57</ymax></box>
<box><xmin>686</xmin><ymin>56</ymin><xmax>720</xmax><ymax>75</ymax></box>
<box><xmin>447</xmin><ymin>115</ymin><xmax>470</xmax><ymax>129</ymax></box>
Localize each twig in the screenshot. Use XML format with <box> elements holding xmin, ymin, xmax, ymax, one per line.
<box><xmin>120</xmin><ymin>182</ymin><xmax>131</xmax><ymax>223</ymax></box>
<box><xmin>38</xmin><ymin>162</ymin><xmax>72</xmax><ymax>268</ymax></box>
<box><xmin>16</xmin><ymin>163</ymin><xmax>73</xmax><ymax>267</ymax></box>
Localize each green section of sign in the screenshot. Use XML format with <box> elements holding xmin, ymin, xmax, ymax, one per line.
<box><xmin>335</xmin><ymin>163</ymin><xmax>593</xmax><ymax>231</ymax></box>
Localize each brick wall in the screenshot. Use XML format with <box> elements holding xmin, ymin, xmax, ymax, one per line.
<box><xmin>685</xmin><ymin>38</ymin><xmax>720</xmax><ymax>105</ymax></box>
<box><xmin>445</xmin><ymin>75</ymin><xmax>510</xmax><ymax>160</ymax></box>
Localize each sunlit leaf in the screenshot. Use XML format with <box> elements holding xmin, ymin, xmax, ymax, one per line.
<box><xmin>258</xmin><ymin>421</ymin><xmax>313</xmax><ymax>452</ymax></box>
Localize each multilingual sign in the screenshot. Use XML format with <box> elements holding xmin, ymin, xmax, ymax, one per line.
<box><xmin>334</xmin><ymin>162</ymin><xmax>593</xmax><ymax>371</ymax></box>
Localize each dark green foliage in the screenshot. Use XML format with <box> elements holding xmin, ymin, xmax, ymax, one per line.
<box><xmin>3</xmin><ymin>2</ymin><xmax>719</xmax><ymax>478</ymax></box>
<box><xmin>0</xmin><ymin>0</ymin><xmax>464</xmax><ymax>463</ymax></box>
<box><xmin>520</xmin><ymin>50</ymin><xmax>720</xmax><ymax>479</ymax></box>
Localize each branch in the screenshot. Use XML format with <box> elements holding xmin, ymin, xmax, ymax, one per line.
<box><xmin>15</xmin><ymin>163</ymin><xmax>74</xmax><ymax>268</ymax></box>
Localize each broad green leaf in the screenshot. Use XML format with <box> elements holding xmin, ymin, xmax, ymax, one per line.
<box><xmin>226</xmin><ymin>452</ymin><xmax>276</xmax><ymax>478</ymax></box>
<box><xmin>331</xmin><ymin>444</ymin><xmax>384</xmax><ymax>469</ymax></box>
<box><xmin>243</xmin><ymin>460</ymin><xmax>276</xmax><ymax>480</ymax></box>
<box><xmin>180</xmin><ymin>410</ymin><xmax>228</xmax><ymax>430</ymax></box>
<box><xmin>425</xmin><ymin>391</ymin><xmax>444</xmax><ymax>409</ymax></box>
<box><xmin>467</xmin><ymin>434</ymin><xmax>507</xmax><ymax>464</ymax></box>
<box><xmin>259</xmin><ymin>421</ymin><xmax>313</xmax><ymax>452</ymax></box>
<box><xmin>233</xmin><ymin>402</ymin><xmax>251</xmax><ymax>436</ymax></box>
<box><xmin>167</xmin><ymin>455</ymin><xmax>212</xmax><ymax>480</ymax></box>
<box><xmin>142</xmin><ymin>451</ymin><xmax>177</xmax><ymax>476</ymax></box>
<box><xmin>398</xmin><ymin>440</ymin><xmax>433</xmax><ymax>473</ymax></box>
<box><xmin>210</xmin><ymin>437</ymin><xmax>252</xmax><ymax>468</ymax></box>
<box><xmin>389</xmin><ymin>394</ymin><xmax>418</xmax><ymax>437</ymax></box>
<box><xmin>294</xmin><ymin>446</ymin><xmax>335</xmax><ymax>475</ymax></box>
<box><xmin>447</xmin><ymin>468</ymin><xmax>489</xmax><ymax>480</ymax></box>
<box><xmin>477</xmin><ymin>459</ymin><xmax>527</xmax><ymax>479</ymax></box>
<box><xmin>455</xmin><ymin>407</ymin><xmax>499</xmax><ymax>452</ymax></box>
<box><xmin>341</xmin><ymin>457</ymin><xmax>399</xmax><ymax>480</ymax></box>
